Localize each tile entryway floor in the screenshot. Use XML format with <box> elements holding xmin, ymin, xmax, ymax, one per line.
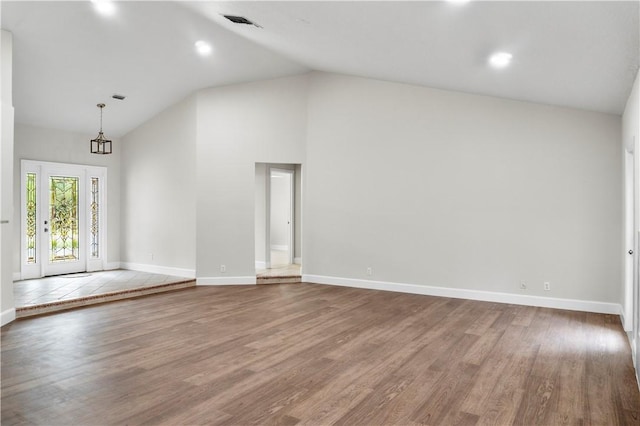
<box><xmin>256</xmin><ymin>249</ymin><xmax>302</xmax><ymax>279</ymax></box>
<box><xmin>13</xmin><ymin>270</ymin><xmax>195</xmax><ymax>317</ymax></box>
<box><xmin>256</xmin><ymin>263</ymin><xmax>302</xmax><ymax>278</ymax></box>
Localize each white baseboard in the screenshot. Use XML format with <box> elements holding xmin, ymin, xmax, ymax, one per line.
<box><xmin>271</xmin><ymin>245</ymin><xmax>288</xmax><ymax>251</ymax></box>
<box><xmin>294</xmin><ymin>257</ymin><xmax>302</xmax><ymax>265</ymax></box>
<box><xmin>302</xmin><ymin>274</ymin><xmax>622</xmax><ymax>316</ymax></box>
<box><xmin>121</xmin><ymin>262</ymin><xmax>196</xmax><ymax>279</ymax></box>
<box><xmin>12</xmin><ymin>272</ymin><xmax>21</xmax><ymax>281</ymax></box>
<box><xmin>621</xmin><ymin>309</ymin><xmax>632</xmax><ymax>331</ymax></box>
<box><xmin>1</xmin><ymin>308</ymin><xmax>16</xmax><ymax>326</ymax></box>
<box><xmin>197</xmin><ymin>276</ymin><xmax>256</xmax><ymax>285</ymax></box>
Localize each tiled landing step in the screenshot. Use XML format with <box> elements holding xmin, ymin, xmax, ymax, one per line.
<box><xmin>257</xmin><ymin>275</ymin><xmax>302</xmax><ymax>285</ymax></box>
<box><xmin>16</xmin><ymin>280</ymin><xmax>196</xmax><ymax>319</ymax></box>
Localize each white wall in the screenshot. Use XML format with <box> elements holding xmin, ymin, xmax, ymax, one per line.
<box><xmin>304</xmin><ymin>73</ymin><xmax>622</xmax><ymax>304</ymax></box>
<box><xmin>196</xmin><ymin>75</ymin><xmax>308</xmax><ymax>281</ymax></box>
<box><xmin>7</xmin><ymin>69</ymin><xmax>622</xmax><ymax>321</ymax></box>
<box><xmin>623</xmin><ymin>70</ymin><xmax>639</xmax><ymax>154</ymax></box>
<box><xmin>13</xmin><ymin>123</ymin><xmax>121</xmax><ymax>273</ymax></box>
<box><xmin>120</xmin><ymin>95</ymin><xmax>196</xmax><ymax>276</ymax></box>
<box><xmin>1</xmin><ymin>30</ymin><xmax>15</xmax><ymax>324</ymax></box>
<box><xmin>295</xmin><ymin>164</ymin><xmax>302</xmax><ymax>261</ymax></box>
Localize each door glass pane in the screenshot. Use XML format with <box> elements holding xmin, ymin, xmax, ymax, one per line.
<box><xmin>90</xmin><ymin>177</ymin><xmax>99</xmax><ymax>258</ymax></box>
<box><xmin>50</xmin><ymin>176</ymin><xmax>79</xmax><ymax>263</ymax></box>
<box><xmin>26</xmin><ymin>173</ymin><xmax>37</xmax><ymax>264</ymax></box>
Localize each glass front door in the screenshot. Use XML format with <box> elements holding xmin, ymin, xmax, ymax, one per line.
<box><xmin>21</xmin><ymin>161</ymin><xmax>107</xmax><ymax>279</ymax></box>
<box><xmin>45</xmin><ymin>174</ymin><xmax>83</xmax><ymax>275</ymax></box>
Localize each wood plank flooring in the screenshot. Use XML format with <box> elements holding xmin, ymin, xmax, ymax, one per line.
<box><xmin>2</xmin><ymin>283</ymin><xmax>639</xmax><ymax>425</ymax></box>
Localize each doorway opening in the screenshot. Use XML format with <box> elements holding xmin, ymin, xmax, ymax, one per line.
<box><xmin>255</xmin><ymin>163</ymin><xmax>302</xmax><ymax>283</ymax></box>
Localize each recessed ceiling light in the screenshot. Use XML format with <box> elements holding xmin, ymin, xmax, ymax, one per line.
<box><xmin>91</xmin><ymin>0</ymin><xmax>116</xmax><ymax>17</ymax></box>
<box><xmin>447</xmin><ymin>0</ymin><xmax>471</xmax><ymax>4</ymax></box>
<box><xmin>489</xmin><ymin>52</ymin><xmax>513</xmax><ymax>68</ymax></box>
<box><xmin>194</xmin><ymin>40</ymin><xmax>212</xmax><ymax>56</ymax></box>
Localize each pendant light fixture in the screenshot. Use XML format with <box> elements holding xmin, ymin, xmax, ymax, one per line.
<box><xmin>90</xmin><ymin>103</ymin><xmax>112</xmax><ymax>154</ymax></box>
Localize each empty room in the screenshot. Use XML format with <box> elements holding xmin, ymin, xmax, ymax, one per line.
<box><xmin>1</xmin><ymin>1</ymin><xmax>640</xmax><ymax>424</ymax></box>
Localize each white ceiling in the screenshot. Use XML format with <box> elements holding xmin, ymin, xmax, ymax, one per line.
<box><xmin>1</xmin><ymin>1</ymin><xmax>638</xmax><ymax>138</ymax></box>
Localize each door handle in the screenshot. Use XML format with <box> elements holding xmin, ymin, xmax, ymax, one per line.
<box><xmin>629</xmin><ymin>250</ymin><xmax>634</xmax><ymax>255</ymax></box>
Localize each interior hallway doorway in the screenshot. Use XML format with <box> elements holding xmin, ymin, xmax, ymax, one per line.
<box><xmin>255</xmin><ymin>163</ymin><xmax>302</xmax><ymax>283</ymax></box>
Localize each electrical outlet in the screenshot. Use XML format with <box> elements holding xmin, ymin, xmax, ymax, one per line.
<box><xmin>366</xmin><ymin>267</ymin><xmax>372</xmax><ymax>276</ymax></box>
<box><xmin>520</xmin><ymin>280</ymin><xmax>527</xmax><ymax>290</ymax></box>
<box><xmin>220</xmin><ymin>265</ymin><xmax>226</xmax><ymax>273</ymax></box>
<box><xmin>544</xmin><ymin>281</ymin><xmax>550</xmax><ymax>291</ymax></box>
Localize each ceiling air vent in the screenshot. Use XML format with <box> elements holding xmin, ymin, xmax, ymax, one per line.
<box><xmin>223</xmin><ymin>15</ymin><xmax>261</xmax><ymax>28</ymax></box>
<box><xmin>112</xmin><ymin>94</ymin><xmax>126</xmax><ymax>100</ymax></box>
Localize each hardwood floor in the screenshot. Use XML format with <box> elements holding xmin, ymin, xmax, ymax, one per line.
<box><xmin>2</xmin><ymin>284</ymin><xmax>639</xmax><ymax>425</ymax></box>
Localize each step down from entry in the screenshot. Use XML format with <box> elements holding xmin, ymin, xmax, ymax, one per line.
<box><xmin>256</xmin><ymin>275</ymin><xmax>302</xmax><ymax>285</ymax></box>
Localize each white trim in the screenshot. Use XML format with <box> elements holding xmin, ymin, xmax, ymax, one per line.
<box><xmin>265</xmin><ymin>166</ymin><xmax>271</xmax><ymax>269</ymax></box>
<box><xmin>302</xmin><ymin>275</ymin><xmax>623</xmax><ymax>316</ymax></box>
<box><xmin>121</xmin><ymin>262</ymin><xmax>195</xmax><ymax>278</ymax></box>
<box><xmin>12</xmin><ymin>272</ymin><xmax>21</xmax><ymax>281</ymax></box>
<box><xmin>270</xmin><ymin>245</ymin><xmax>288</xmax><ymax>251</ymax></box>
<box><xmin>294</xmin><ymin>257</ymin><xmax>302</xmax><ymax>265</ymax></box>
<box><xmin>197</xmin><ymin>276</ymin><xmax>257</xmax><ymax>285</ymax></box>
<box><xmin>624</xmin><ymin>148</ymin><xmax>636</xmax><ymax>331</ymax></box>
<box><xmin>1</xmin><ymin>308</ymin><xmax>16</xmax><ymax>326</ymax></box>
<box><xmin>105</xmin><ymin>261</ymin><xmax>120</xmax><ymax>270</ymax></box>
<box><xmin>255</xmin><ymin>261</ymin><xmax>267</xmax><ymax>269</ymax></box>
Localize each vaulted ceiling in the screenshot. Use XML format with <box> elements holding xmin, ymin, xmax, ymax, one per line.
<box><xmin>2</xmin><ymin>1</ymin><xmax>638</xmax><ymax>137</ymax></box>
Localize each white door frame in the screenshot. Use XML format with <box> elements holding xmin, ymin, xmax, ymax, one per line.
<box><xmin>625</xmin><ymin>136</ymin><xmax>640</xmax><ymax>384</ymax></box>
<box><xmin>265</xmin><ymin>167</ymin><xmax>294</xmax><ymax>268</ymax></box>
<box><xmin>625</xmin><ymin>147</ymin><xmax>636</xmax><ymax>332</ymax></box>
<box><xmin>633</xmin><ymin>137</ymin><xmax>640</xmax><ymax>376</ymax></box>
<box><xmin>20</xmin><ymin>160</ymin><xmax>107</xmax><ymax>279</ymax></box>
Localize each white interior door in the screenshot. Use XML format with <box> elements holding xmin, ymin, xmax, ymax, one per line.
<box><xmin>269</xmin><ymin>168</ymin><xmax>294</xmax><ymax>267</ymax></box>
<box><xmin>625</xmin><ymin>149</ymin><xmax>636</xmax><ymax>332</ymax></box>
<box><xmin>626</xmin><ymin>140</ymin><xmax>640</xmax><ymax>376</ymax></box>
<box><xmin>21</xmin><ymin>160</ymin><xmax>107</xmax><ymax>279</ymax></box>
<box><xmin>633</xmin><ymin>143</ymin><xmax>640</xmax><ymax>374</ymax></box>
